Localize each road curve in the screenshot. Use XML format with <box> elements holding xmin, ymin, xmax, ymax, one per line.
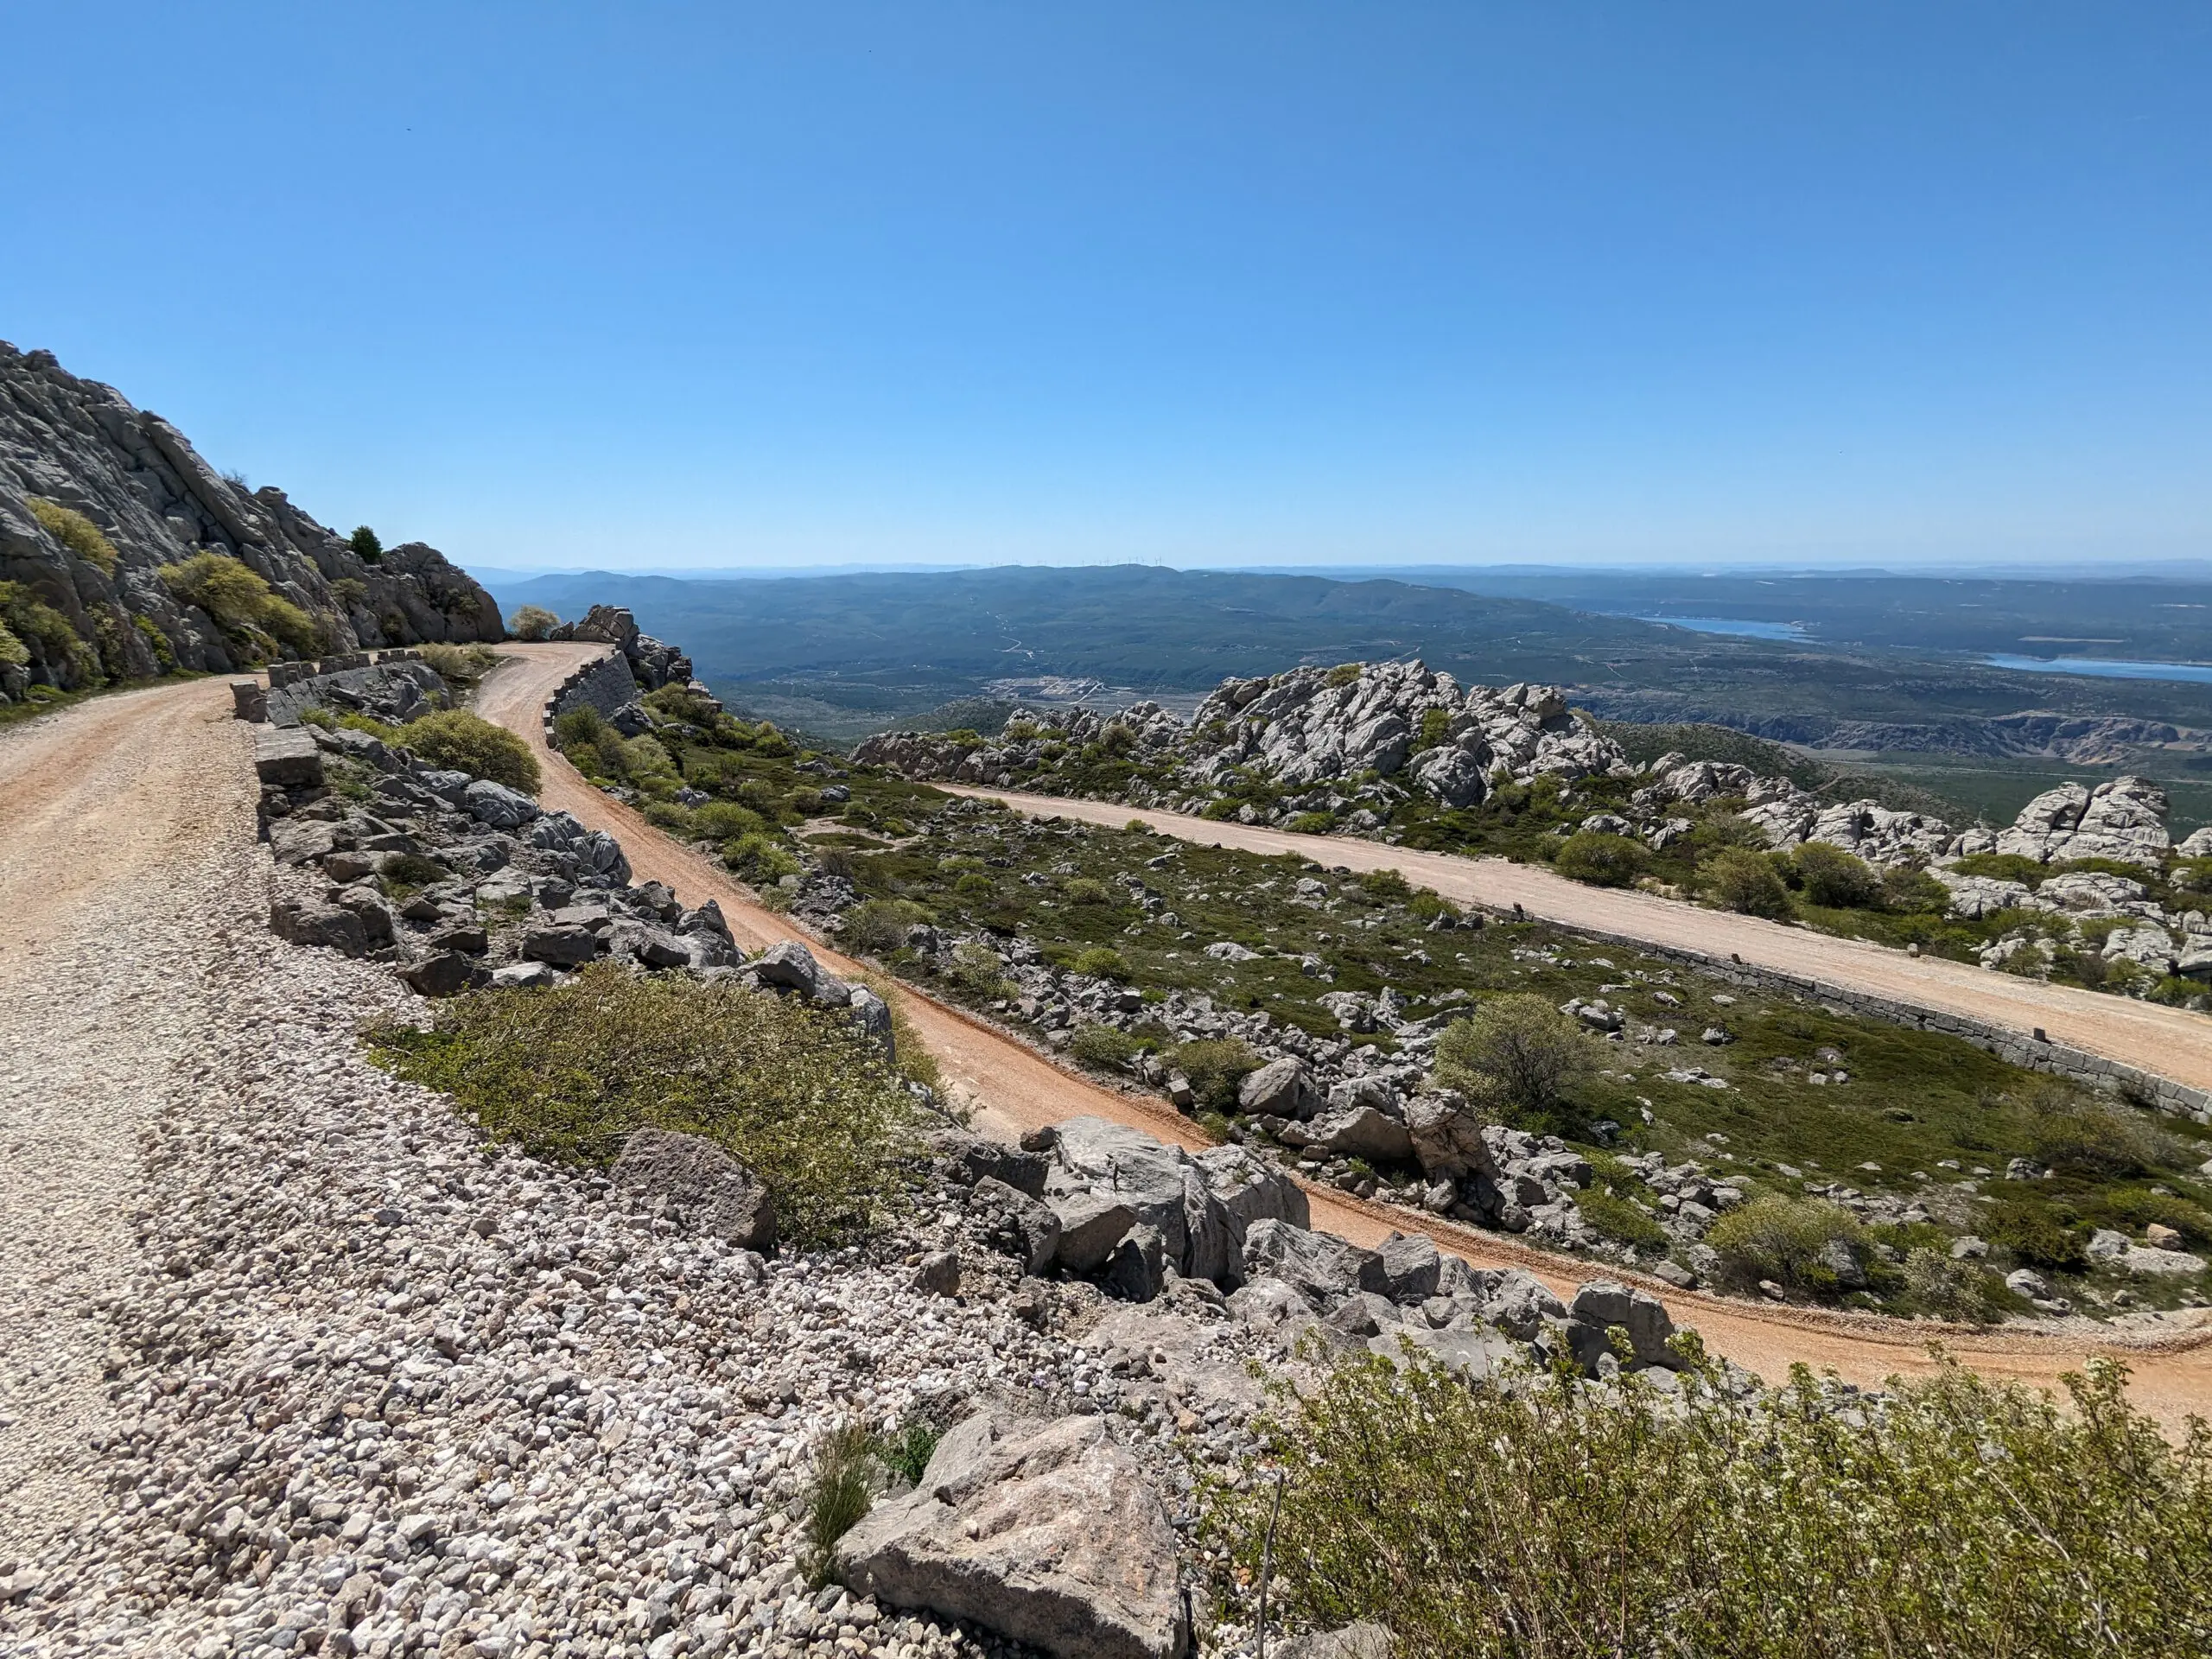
<box><xmin>476</xmin><ymin>645</ymin><xmax>2212</xmax><ymax>1422</ymax></box>
<box><xmin>948</xmin><ymin>787</ymin><xmax>2212</xmax><ymax>1096</ymax></box>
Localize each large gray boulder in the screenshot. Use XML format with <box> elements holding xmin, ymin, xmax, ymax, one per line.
<box><xmin>1566</xmin><ymin>1279</ymin><xmax>1679</xmax><ymax>1370</ymax></box>
<box><xmin>1277</xmin><ymin>1624</ymin><xmax>1393</xmax><ymax>1659</ymax></box>
<box><xmin>462</xmin><ymin>779</ymin><xmax>539</xmax><ymax>830</ymax></box>
<box><xmin>1241</xmin><ymin>1218</ymin><xmax>1384</xmax><ymax>1306</ymax></box>
<box><xmin>1306</xmin><ymin>1104</ymin><xmax>1414</xmax><ymax>1164</ymax></box>
<box><xmin>1402</xmin><ymin>1093</ymin><xmax>1500</xmax><ymax>1181</ymax></box>
<box><xmin>1192</xmin><ymin>1144</ymin><xmax>1309</xmax><ymax>1236</ymax></box>
<box><xmin>840</xmin><ymin>1412</ymin><xmax>1189</xmax><ymax>1659</ymax></box>
<box><xmin>971</xmin><ymin>1176</ymin><xmax>1062</xmax><ymax>1275</ymax></box>
<box><xmin>1237</xmin><ymin>1057</ymin><xmax>1323</xmax><ymax>1119</ymax></box>
<box><xmin>753</xmin><ymin>938</ymin><xmax>821</xmax><ymax>995</ymax></box>
<box><xmin>1052</xmin><ymin>1192</ymin><xmax>1140</xmax><ymax>1274</ymax></box>
<box><xmin>610</xmin><ymin>1128</ymin><xmax>776</xmax><ymax>1252</ymax></box>
<box><xmin>1053</xmin><ymin>1117</ymin><xmax>1238</xmax><ymax>1286</ymax></box>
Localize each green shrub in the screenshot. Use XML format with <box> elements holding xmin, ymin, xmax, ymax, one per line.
<box><xmin>349</xmin><ymin>525</ymin><xmax>383</xmax><ymax>563</ymax></box>
<box><xmin>378</xmin><ymin>852</ymin><xmax>448</xmax><ymax>893</ymax></box>
<box><xmin>948</xmin><ymin>941</ymin><xmax>1016</xmax><ymax>999</ymax></box>
<box><xmin>372</xmin><ymin>963</ymin><xmax>917</xmax><ymax>1244</ymax></box>
<box><xmin>1415</xmin><ymin>707</ymin><xmax>1453</xmax><ymax>751</ymax></box>
<box><xmin>1204</xmin><ymin>1348</ymin><xmax>2212</xmax><ymax>1659</ymax></box>
<box><xmin>509</xmin><ymin>602</ymin><xmax>558</xmax><ymax>640</ymax></box>
<box><xmin>952</xmin><ymin>871</ymin><xmax>995</xmax><ymax>896</ymax></box>
<box><xmin>1554</xmin><ymin>830</ymin><xmax>1650</xmax><ymax>888</ymax></box>
<box><xmin>1062</xmin><ymin>876</ymin><xmax>1112</xmax><ymax>906</ymax></box>
<box><xmin>1071</xmin><ymin>945</ymin><xmax>1130</xmax><ymax>981</ymax></box>
<box><xmin>1701</xmin><ymin>846</ymin><xmax>1793</xmax><ymax>918</ymax></box>
<box><xmin>1707</xmin><ymin>1193</ymin><xmax>1866</xmax><ymax>1293</ymax></box>
<box><xmin>876</xmin><ymin>1421</ymin><xmax>940</xmax><ymax>1489</ymax></box>
<box><xmin>1432</xmin><ymin>995</ymin><xmax>1592</xmax><ymax>1122</ymax></box>
<box><xmin>1790</xmin><ymin>841</ymin><xmax>1880</xmax><ymax>908</ymax></box>
<box><xmin>691</xmin><ymin>801</ymin><xmax>768</xmax><ymax>842</ymax></box>
<box><xmin>1987</xmin><ymin>1200</ymin><xmax>2089</xmax><ymax>1272</ymax></box>
<box><xmin>158</xmin><ymin>551</ymin><xmax>323</xmax><ymax>660</ymax></box>
<box><xmin>26</xmin><ymin>498</ymin><xmax>118</xmax><ymax>575</ymax></box>
<box><xmin>1168</xmin><ymin>1037</ymin><xmax>1265</xmax><ymax>1113</ymax></box>
<box><xmin>1574</xmin><ymin>1187</ymin><xmax>1669</xmax><ymax>1253</ymax></box>
<box><xmin>0</xmin><ymin>580</ymin><xmax>100</xmax><ymax>685</ymax></box>
<box><xmin>1325</xmin><ymin>663</ymin><xmax>1363</xmax><ymax>688</ymax></box>
<box><xmin>619</xmin><ymin>734</ymin><xmax>683</xmax><ymax>797</ymax></box>
<box><xmin>1071</xmin><ymin>1024</ymin><xmax>1150</xmax><ymax>1071</ymax></box>
<box><xmin>0</xmin><ymin>615</ymin><xmax>27</xmax><ymax>671</ymax></box>
<box><xmin>2023</xmin><ymin>1084</ymin><xmax>2164</xmax><ymax>1178</ymax></box>
<box><xmin>1878</xmin><ymin>864</ymin><xmax>1951</xmax><ymax>913</ymax></box>
<box><xmin>1357</xmin><ymin>868</ymin><xmax>1413</xmax><ymax>901</ymax></box>
<box><xmin>417</xmin><ymin>640</ymin><xmax>499</xmax><ymax>684</ymax></box>
<box><xmin>1286</xmin><ymin>810</ymin><xmax>1337</xmax><ymax>834</ymax></box>
<box><xmin>724</xmin><ymin>831</ymin><xmax>801</xmax><ymax>886</ymax></box>
<box><xmin>845</xmin><ymin>897</ymin><xmax>931</xmax><ymax>957</ymax></box>
<box><xmin>1901</xmin><ymin>1246</ymin><xmax>1993</xmax><ymax>1321</ymax></box>
<box><xmin>399</xmin><ymin>709</ymin><xmax>540</xmax><ymax>793</ymax></box>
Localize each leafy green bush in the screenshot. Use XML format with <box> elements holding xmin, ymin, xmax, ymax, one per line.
<box><xmin>1706</xmin><ymin>1193</ymin><xmax>1866</xmax><ymax>1293</ymax></box>
<box><xmin>691</xmin><ymin>800</ymin><xmax>768</xmax><ymax>842</ymax></box>
<box><xmin>1325</xmin><ymin>663</ymin><xmax>1363</xmax><ymax>687</ymax></box>
<box><xmin>1205</xmin><ymin>1348</ymin><xmax>2212</xmax><ymax>1659</ymax></box>
<box><xmin>952</xmin><ymin>871</ymin><xmax>995</xmax><ymax>896</ymax></box>
<box><xmin>1432</xmin><ymin>995</ymin><xmax>1592</xmax><ymax>1122</ymax></box>
<box><xmin>1574</xmin><ymin>1187</ymin><xmax>1669</xmax><ymax>1253</ymax></box>
<box><xmin>1166</xmin><ymin>1038</ymin><xmax>1263</xmax><ymax>1113</ymax></box>
<box><xmin>1357</xmin><ymin>868</ymin><xmax>1413</xmax><ymax>901</ymax></box>
<box><xmin>26</xmin><ymin>498</ymin><xmax>118</xmax><ymax>575</ymax></box>
<box><xmin>0</xmin><ymin>581</ymin><xmax>99</xmax><ymax>685</ymax></box>
<box><xmin>349</xmin><ymin>525</ymin><xmax>384</xmax><ymax>563</ymax></box>
<box><xmin>1790</xmin><ymin>841</ymin><xmax>1881</xmax><ymax>908</ymax></box>
<box><xmin>1700</xmin><ymin>846</ymin><xmax>1793</xmax><ymax>918</ymax></box>
<box><xmin>1071</xmin><ymin>1024</ymin><xmax>1151</xmax><ymax>1071</ymax></box>
<box><xmin>377</xmin><ymin>852</ymin><xmax>448</xmax><ymax>893</ymax></box>
<box><xmin>131</xmin><ymin>613</ymin><xmax>176</xmax><ymax>671</ymax></box>
<box><xmin>416</xmin><ymin>640</ymin><xmax>499</xmax><ymax>685</ymax></box>
<box><xmin>2023</xmin><ymin>1084</ymin><xmax>2165</xmax><ymax>1178</ymax></box>
<box><xmin>724</xmin><ymin>831</ymin><xmax>802</xmax><ymax>886</ymax></box>
<box><xmin>398</xmin><ymin>709</ymin><xmax>540</xmax><ymax>793</ymax></box>
<box><xmin>509</xmin><ymin>602</ymin><xmax>559</xmax><ymax>640</ymax></box>
<box><xmin>1062</xmin><ymin>876</ymin><xmax>1112</xmax><ymax>906</ymax></box>
<box><xmin>877</xmin><ymin>1421</ymin><xmax>940</xmax><ymax>1489</ymax></box>
<box><xmin>1901</xmin><ymin>1246</ymin><xmax>1993</xmax><ymax>1321</ymax></box>
<box><xmin>844</xmin><ymin>897</ymin><xmax>931</xmax><ymax>957</ymax></box>
<box><xmin>1071</xmin><ymin>945</ymin><xmax>1131</xmax><ymax>981</ymax></box>
<box><xmin>1878</xmin><ymin>863</ymin><xmax>1951</xmax><ymax>913</ymax></box>
<box><xmin>1986</xmin><ymin>1199</ymin><xmax>2089</xmax><ymax>1272</ymax></box>
<box><xmin>1286</xmin><ymin>810</ymin><xmax>1337</xmax><ymax>834</ymax></box>
<box><xmin>160</xmin><ymin>550</ymin><xmax>324</xmax><ymax>660</ymax></box>
<box><xmin>372</xmin><ymin>964</ymin><xmax>917</xmax><ymax>1244</ymax></box>
<box><xmin>948</xmin><ymin>941</ymin><xmax>1016</xmax><ymax>999</ymax></box>
<box><xmin>1554</xmin><ymin>830</ymin><xmax>1650</xmax><ymax>888</ymax></box>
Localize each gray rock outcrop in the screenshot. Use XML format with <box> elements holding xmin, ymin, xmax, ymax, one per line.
<box><xmin>0</xmin><ymin>340</ymin><xmax>500</xmax><ymax>697</ymax></box>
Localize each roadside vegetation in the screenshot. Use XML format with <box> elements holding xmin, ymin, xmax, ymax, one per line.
<box><xmin>371</xmin><ymin>963</ymin><xmax>918</xmax><ymax>1246</ymax></box>
<box><xmin>305</xmin><ymin>703</ymin><xmax>540</xmax><ymax>794</ymax></box>
<box><xmin>1204</xmin><ymin>1345</ymin><xmax>2212</xmax><ymax>1659</ymax></box>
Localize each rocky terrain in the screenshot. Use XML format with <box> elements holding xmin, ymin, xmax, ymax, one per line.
<box><xmin>855</xmin><ymin>660</ymin><xmax>2212</xmax><ymax>991</ymax></box>
<box><xmin>3</xmin><ymin>659</ymin><xmax>1753</xmax><ymax>1659</ymax></box>
<box><xmin>0</xmin><ymin>341</ymin><xmax>501</xmax><ymax>698</ymax></box>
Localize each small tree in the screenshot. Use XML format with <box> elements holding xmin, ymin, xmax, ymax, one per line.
<box><xmin>1701</xmin><ymin>847</ymin><xmax>1793</xmax><ymax>918</ymax></box>
<box><xmin>1433</xmin><ymin>993</ymin><xmax>1592</xmax><ymax>1122</ymax></box>
<box><xmin>1554</xmin><ymin>830</ymin><xmax>1650</xmax><ymax>888</ymax></box>
<box><xmin>350</xmin><ymin>525</ymin><xmax>384</xmax><ymax>563</ymax></box>
<box><xmin>510</xmin><ymin>603</ymin><xmax>559</xmax><ymax>641</ymax></box>
<box><xmin>1790</xmin><ymin>841</ymin><xmax>1880</xmax><ymax>908</ymax></box>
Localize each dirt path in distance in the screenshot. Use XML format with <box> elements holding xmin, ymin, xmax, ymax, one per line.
<box><xmin>475</xmin><ymin>645</ymin><xmax>2212</xmax><ymax>1424</ymax></box>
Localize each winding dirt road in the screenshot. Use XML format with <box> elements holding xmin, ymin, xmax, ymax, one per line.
<box><xmin>479</xmin><ymin>645</ymin><xmax>2212</xmax><ymax>1422</ymax></box>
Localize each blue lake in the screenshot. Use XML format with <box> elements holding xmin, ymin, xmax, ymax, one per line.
<box><xmin>1983</xmin><ymin>654</ymin><xmax>2212</xmax><ymax>684</ymax></box>
<box><xmin>1637</xmin><ymin>615</ymin><xmax>1808</xmax><ymax>641</ymax></box>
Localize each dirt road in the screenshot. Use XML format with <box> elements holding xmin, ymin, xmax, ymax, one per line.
<box><xmin>951</xmin><ymin>788</ymin><xmax>2212</xmax><ymax>1096</ymax></box>
<box><xmin>0</xmin><ymin>677</ymin><xmax>258</xmax><ymax>1556</ymax></box>
<box><xmin>478</xmin><ymin>644</ymin><xmax>2212</xmax><ymax>1421</ymax></box>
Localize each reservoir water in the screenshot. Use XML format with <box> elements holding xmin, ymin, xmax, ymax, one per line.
<box><xmin>1982</xmin><ymin>654</ymin><xmax>2212</xmax><ymax>684</ymax></box>
<box><xmin>1637</xmin><ymin>615</ymin><xmax>1808</xmax><ymax>641</ymax></box>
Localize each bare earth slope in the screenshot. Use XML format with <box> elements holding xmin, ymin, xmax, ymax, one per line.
<box><xmin>0</xmin><ymin>677</ymin><xmax>254</xmax><ymax>1558</ymax></box>
<box><xmin>477</xmin><ymin>645</ymin><xmax>2212</xmax><ymax>1423</ymax></box>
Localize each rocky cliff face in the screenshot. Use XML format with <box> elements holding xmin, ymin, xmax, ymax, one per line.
<box><xmin>0</xmin><ymin>340</ymin><xmax>503</xmax><ymax>696</ymax></box>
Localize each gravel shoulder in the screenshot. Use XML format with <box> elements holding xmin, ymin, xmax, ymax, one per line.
<box><xmin>477</xmin><ymin>646</ymin><xmax>2212</xmax><ymax>1422</ymax></box>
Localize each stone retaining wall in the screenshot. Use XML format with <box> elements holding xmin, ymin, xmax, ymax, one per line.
<box><xmin>1520</xmin><ymin>911</ymin><xmax>2212</xmax><ymax>1123</ymax></box>
<box><xmin>544</xmin><ymin>651</ymin><xmax>639</xmax><ymax>736</ymax></box>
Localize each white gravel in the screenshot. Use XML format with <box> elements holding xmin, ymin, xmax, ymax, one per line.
<box><xmin>0</xmin><ymin>853</ymin><xmax>1207</xmax><ymax>1658</ymax></box>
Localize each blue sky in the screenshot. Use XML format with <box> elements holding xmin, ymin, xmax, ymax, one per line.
<box><xmin>4</xmin><ymin>3</ymin><xmax>2207</xmax><ymax>571</ymax></box>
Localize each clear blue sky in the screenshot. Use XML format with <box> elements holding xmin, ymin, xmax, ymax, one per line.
<box><xmin>4</xmin><ymin>3</ymin><xmax>2207</xmax><ymax>571</ymax></box>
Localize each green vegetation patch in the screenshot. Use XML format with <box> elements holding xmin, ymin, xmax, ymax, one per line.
<box><xmin>372</xmin><ymin>964</ymin><xmax>918</xmax><ymax>1245</ymax></box>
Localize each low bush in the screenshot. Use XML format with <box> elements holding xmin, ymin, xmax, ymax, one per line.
<box><xmin>724</xmin><ymin>831</ymin><xmax>803</xmax><ymax>886</ymax></box>
<box><xmin>691</xmin><ymin>800</ymin><xmax>768</xmax><ymax>842</ymax></box>
<box><xmin>158</xmin><ymin>551</ymin><xmax>322</xmax><ymax>660</ymax></box>
<box><xmin>2023</xmin><ymin>1083</ymin><xmax>2165</xmax><ymax>1178</ymax></box>
<box><xmin>1901</xmin><ymin>1245</ymin><xmax>1993</xmax><ymax>1321</ymax></box>
<box><xmin>1071</xmin><ymin>1024</ymin><xmax>1151</xmax><ymax>1071</ymax></box>
<box><xmin>1061</xmin><ymin>876</ymin><xmax>1112</xmax><ymax>906</ymax></box>
<box><xmin>1167</xmin><ymin>1038</ymin><xmax>1263</xmax><ymax>1113</ymax></box>
<box><xmin>947</xmin><ymin>940</ymin><xmax>1016</xmax><ymax>998</ymax></box>
<box><xmin>1986</xmin><ymin>1199</ymin><xmax>2089</xmax><ymax>1272</ymax></box>
<box><xmin>1071</xmin><ymin>944</ymin><xmax>1131</xmax><ymax>981</ymax></box>
<box><xmin>27</xmin><ymin>498</ymin><xmax>118</xmax><ymax>575</ymax></box>
<box><xmin>416</xmin><ymin>640</ymin><xmax>500</xmax><ymax>685</ymax></box>
<box><xmin>399</xmin><ymin>709</ymin><xmax>540</xmax><ymax>794</ymax></box>
<box><xmin>1432</xmin><ymin>994</ymin><xmax>1592</xmax><ymax>1123</ymax></box>
<box><xmin>1574</xmin><ymin>1187</ymin><xmax>1669</xmax><ymax>1253</ymax></box>
<box><xmin>1554</xmin><ymin>830</ymin><xmax>1650</xmax><ymax>888</ymax></box>
<box><xmin>1205</xmin><ymin>1348</ymin><xmax>2212</xmax><ymax>1658</ymax></box>
<box><xmin>877</xmin><ymin>1420</ymin><xmax>940</xmax><ymax>1489</ymax></box>
<box><xmin>844</xmin><ymin>897</ymin><xmax>931</xmax><ymax>957</ymax></box>
<box><xmin>372</xmin><ymin>964</ymin><xmax>917</xmax><ymax>1244</ymax></box>
<box><xmin>0</xmin><ymin>581</ymin><xmax>99</xmax><ymax>686</ymax></box>
<box><xmin>508</xmin><ymin>602</ymin><xmax>559</xmax><ymax>640</ymax></box>
<box><xmin>1357</xmin><ymin>868</ymin><xmax>1412</xmax><ymax>901</ymax></box>
<box><xmin>1700</xmin><ymin>847</ymin><xmax>1793</xmax><ymax>918</ymax></box>
<box><xmin>1706</xmin><ymin>1193</ymin><xmax>1866</xmax><ymax>1294</ymax></box>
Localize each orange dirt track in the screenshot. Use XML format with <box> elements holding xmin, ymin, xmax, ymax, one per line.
<box><xmin>477</xmin><ymin>645</ymin><xmax>2212</xmax><ymax>1426</ymax></box>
